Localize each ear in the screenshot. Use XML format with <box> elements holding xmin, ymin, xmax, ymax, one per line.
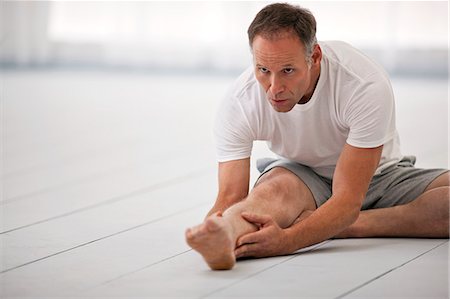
<box><xmin>311</xmin><ymin>44</ymin><xmax>322</xmax><ymax>65</ymax></box>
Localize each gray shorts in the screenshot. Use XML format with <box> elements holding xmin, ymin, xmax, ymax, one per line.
<box><xmin>256</xmin><ymin>156</ymin><xmax>448</xmax><ymax>210</ymax></box>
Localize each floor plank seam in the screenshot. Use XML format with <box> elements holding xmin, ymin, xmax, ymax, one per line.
<box><xmin>334</xmin><ymin>240</ymin><xmax>449</xmax><ymax>299</ymax></box>
<box><xmin>0</xmin><ymin>167</ymin><xmax>211</xmax><ymax>234</ymax></box>
<box><xmin>1</xmin><ymin>165</ymin><xmax>128</xmax><ymax>205</ymax></box>
<box><xmin>85</xmin><ymin>248</ymin><xmax>193</xmax><ymax>292</ymax></box>
<box><xmin>1</xmin><ymin>146</ymin><xmax>193</xmax><ymax>205</ymax></box>
<box><xmin>1</xmin><ymin>137</ymin><xmax>139</xmax><ymax>182</ymax></box>
<box><xmin>0</xmin><ymin>202</ymin><xmax>209</xmax><ymax>274</ymax></box>
<box><xmin>201</xmin><ymin>240</ymin><xmax>332</xmax><ymax>299</ymax></box>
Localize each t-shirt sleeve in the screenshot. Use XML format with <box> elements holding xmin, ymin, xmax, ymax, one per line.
<box><xmin>344</xmin><ymin>75</ymin><xmax>397</xmax><ymax>148</ymax></box>
<box><xmin>213</xmin><ymin>92</ymin><xmax>255</xmax><ymax>162</ymax></box>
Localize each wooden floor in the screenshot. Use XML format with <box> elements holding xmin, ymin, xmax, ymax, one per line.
<box><xmin>1</xmin><ymin>69</ymin><xmax>448</xmax><ymax>298</ymax></box>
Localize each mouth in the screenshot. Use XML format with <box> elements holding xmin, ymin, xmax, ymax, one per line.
<box><xmin>270</xmin><ymin>98</ymin><xmax>288</xmax><ymax>105</ymax></box>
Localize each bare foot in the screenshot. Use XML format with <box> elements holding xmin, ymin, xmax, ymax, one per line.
<box><xmin>185</xmin><ymin>214</ymin><xmax>236</xmax><ymax>270</ymax></box>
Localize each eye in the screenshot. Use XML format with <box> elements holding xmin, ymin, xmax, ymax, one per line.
<box><xmin>259</xmin><ymin>67</ymin><xmax>269</xmax><ymax>74</ymax></box>
<box><xmin>283</xmin><ymin>68</ymin><xmax>294</xmax><ymax>74</ymax></box>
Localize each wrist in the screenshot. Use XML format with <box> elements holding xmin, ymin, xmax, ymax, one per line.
<box><xmin>285</xmin><ymin>220</ymin><xmax>314</xmax><ymax>252</ymax></box>
<box><xmin>283</xmin><ymin>226</ymin><xmax>302</xmax><ymax>253</ymax></box>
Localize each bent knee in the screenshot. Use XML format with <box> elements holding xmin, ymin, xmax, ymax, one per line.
<box><xmin>253</xmin><ymin>167</ymin><xmax>315</xmax><ymax>209</ymax></box>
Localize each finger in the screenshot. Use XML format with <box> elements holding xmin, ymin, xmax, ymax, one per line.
<box><xmin>235</xmin><ymin>243</ymin><xmax>262</xmax><ymax>259</ymax></box>
<box><xmin>236</xmin><ymin>230</ymin><xmax>265</xmax><ymax>247</ymax></box>
<box><xmin>241</xmin><ymin>212</ymin><xmax>273</xmax><ymax>226</ymax></box>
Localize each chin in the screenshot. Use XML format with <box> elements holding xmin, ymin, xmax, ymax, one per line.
<box><xmin>272</xmin><ymin>105</ymin><xmax>295</xmax><ymax>113</ymax></box>
<box><xmin>269</xmin><ymin>98</ymin><xmax>296</xmax><ymax>113</ymax></box>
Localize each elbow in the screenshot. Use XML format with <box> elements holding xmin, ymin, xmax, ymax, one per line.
<box><xmin>348</xmin><ymin>207</ymin><xmax>361</xmax><ymax>226</ymax></box>
<box><xmin>348</xmin><ymin>197</ymin><xmax>363</xmax><ymax>225</ymax></box>
<box><xmin>341</xmin><ymin>196</ymin><xmax>363</xmax><ymax>227</ymax></box>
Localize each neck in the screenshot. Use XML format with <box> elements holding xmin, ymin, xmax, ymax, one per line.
<box><xmin>298</xmin><ymin>63</ymin><xmax>321</xmax><ymax>105</ymax></box>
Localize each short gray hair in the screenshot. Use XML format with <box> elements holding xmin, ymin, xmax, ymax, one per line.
<box><xmin>247</xmin><ymin>3</ymin><xmax>317</xmax><ymax>63</ymax></box>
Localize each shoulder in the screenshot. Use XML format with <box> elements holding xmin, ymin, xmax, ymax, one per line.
<box><xmin>226</xmin><ymin>66</ymin><xmax>261</xmax><ymax>103</ymax></box>
<box><xmin>320</xmin><ymin>41</ymin><xmax>393</xmax><ymax>109</ymax></box>
<box><xmin>218</xmin><ymin>66</ymin><xmax>266</xmax><ymax>118</ymax></box>
<box><xmin>320</xmin><ymin>41</ymin><xmax>390</xmax><ymax>84</ymax></box>
<box><xmin>213</xmin><ymin>67</ymin><xmax>261</xmax><ymax>162</ymax></box>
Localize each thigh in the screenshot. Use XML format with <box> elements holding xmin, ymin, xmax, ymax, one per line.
<box><xmin>255</xmin><ymin>158</ymin><xmax>331</xmax><ymax>209</ymax></box>
<box><xmin>424</xmin><ymin>171</ymin><xmax>450</xmax><ymax>191</ymax></box>
<box><xmin>363</xmin><ymin>157</ymin><xmax>448</xmax><ymax>209</ymax></box>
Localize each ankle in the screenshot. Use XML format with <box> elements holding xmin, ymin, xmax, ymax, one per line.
<box><xmin>222</xmin><ymin>208</ymin><xmax>258</xmax><ymax>240</ymax></box>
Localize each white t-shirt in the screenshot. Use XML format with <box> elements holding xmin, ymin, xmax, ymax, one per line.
<box><xmin>214</xmin><ymin>41</ymin><xmax>402</xmax><ymax>179</ymax></box>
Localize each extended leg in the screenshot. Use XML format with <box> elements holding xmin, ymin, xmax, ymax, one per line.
<box><xmin>336</xmin><ymin>172</ymin><xmax>450</xmax><ymax>238</ymax></box>
<box><xmin>185</xmin><ymin>167</ymin><xmax>316</xmax><ymax>270</ymax></box>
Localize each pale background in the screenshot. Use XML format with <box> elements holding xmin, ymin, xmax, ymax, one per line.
<box><xmin>0</xmin><ymin>1</ymin><xmax>448</xmax><ymax>298</ymax></box>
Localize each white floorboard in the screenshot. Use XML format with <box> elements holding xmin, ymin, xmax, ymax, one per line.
<box><xmin>345</xmin><ymin>241</ymin><xmax>449</xmax><ymax>299</ymax></box>
<box><xmin>1</xmin><ymin>169</ymin><xmax>215</xmax><ymax>271</ymax></box>
<box><xmin>1</xmin><ymin>153</ymin><xmax>212</xmax><ymax>233</ymax></box>
<box><xmin>207</xmin><ymin>239</ymin><xmax>448</xmax><ymax>299</ymax></box>
<box><xmin>1</xmin><ymin>70</ymin><xmax>448</xmax><ymax>298</ymax></box>
<box><xmin>81</xmin><ymin>242</ymin><xmax>328</xmax><ymax>299</ymax></box>
<box><xmin>0</xmin><ymin>205</ymin><xmax>209</xmax><ymax>297</ymax></box>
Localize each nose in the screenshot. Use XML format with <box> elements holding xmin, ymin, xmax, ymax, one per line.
<box><xmin>269</xmin><ymin>75</ymin><xmax>285</xmax><ymax>98</ymax></box>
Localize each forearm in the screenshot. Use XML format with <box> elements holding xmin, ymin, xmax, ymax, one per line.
<box><xmin>285</xmin><ymin>195</ymin><xmax>361</xmax><ymax>251</ymax></box>
<box><xmin>209</xmin><ymin>158</ymin><xmax>250</xmax><ymax>218</ymax></box>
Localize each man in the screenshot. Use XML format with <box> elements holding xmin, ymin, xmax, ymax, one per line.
<box><xmin>185</xmin><ymin>3</ymin><xmax>449</xmax><ymax>270</ymax></box>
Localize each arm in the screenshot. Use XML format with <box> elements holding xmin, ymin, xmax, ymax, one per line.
<box><xmin>206</xmin><ymin>158</ymin><xmax>250</xmax><ymax>218</ymax></box>
<box><xmin>235</xmin><ymin>143</ymin><xmax>382</xmax><ymax>257</ymax></box>
<box><xmin>283</xmin><ymin>143</ymin><xmax>383</xmax><ymax>251</ymax></box>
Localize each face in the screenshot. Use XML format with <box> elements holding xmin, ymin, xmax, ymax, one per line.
<box><xmin>252</xmin><ymin>32</ymin><xmax>321</xmax><ymax>113</ymax></box>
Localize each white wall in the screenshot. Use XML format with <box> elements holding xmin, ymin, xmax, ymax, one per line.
<box><xmin>0</xmin><ymin>1</ymin><xmax>51</xmax><ymax>66</ymax></box>
<box><xmin>1</xmin><ymin>1</ymin><xmax>448</xmax><ymax>75</ymax></box>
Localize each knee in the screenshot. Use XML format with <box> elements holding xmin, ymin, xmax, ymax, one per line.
<box><xmin>425</xmin><ymin>171</ymin><xmax>450</xmax><ymax>191</ymax></box>
<box><xmin>419</xmin><ymin>186</ymin><xmax>450</xmax><ymax>219</ymax></box>
<box><xmin>252</xmin><ymin>167</ymin><xmax>313</xmax><ymax>207</ymax></box>
<box><xmin>437</xmin><ymin>189</ymin><xmax>449</xmax><ymax>223</ymax></box>
<box><xmin>254</xmin><ymin>178</ymin><xmax>291</xmax><ymax>201</ymax></box>
<box><xmin>255</xmin><ymin>168</ymin><xmax>295</xmax><ymax>194</ymax></box>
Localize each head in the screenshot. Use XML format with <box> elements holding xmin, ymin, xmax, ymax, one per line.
<box><xmin>248</xmin><ymin>3</ymin><xmax>322</xmax><ymax>112</ymax></box>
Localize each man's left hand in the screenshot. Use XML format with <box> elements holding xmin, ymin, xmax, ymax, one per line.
<box><xmin>235</xmin><ymin>212</ymin><xmax>292</xmax><ymax>258</ymax></box>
